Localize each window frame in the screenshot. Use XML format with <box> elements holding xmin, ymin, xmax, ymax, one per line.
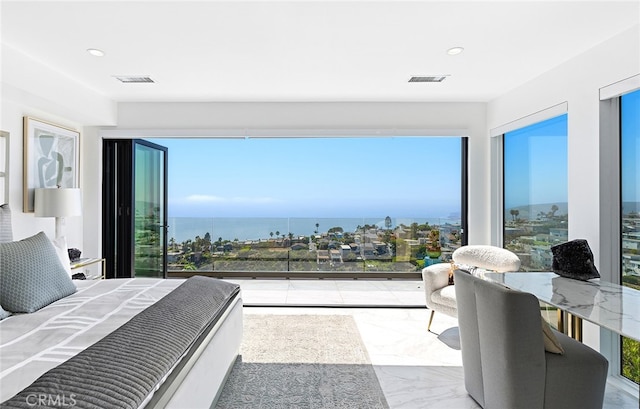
<box><xmin>490</xmin><ymin>103</ymin><xmax>568</xmax><ymax>251</ymax></box>
<box><xmin>599</xmin><ymin>75</ymin><xmax>640</xmax><ymax>394</ymax></box>
<box><xmin>102</xmin><ymin>132</ymin><xmax>469</xmax><ymax>280</ymax></box>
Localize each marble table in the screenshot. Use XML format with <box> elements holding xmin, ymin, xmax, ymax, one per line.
<box><xmin>481</xmin><ymin>272</ymin><xmax>640</xmax><ymax>342</ymax></box>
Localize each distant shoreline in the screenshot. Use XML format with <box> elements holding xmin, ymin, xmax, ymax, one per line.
<box><xmin>166</xmin><ymin>216</ymin><xmax>461</xmax><ymax>243</ymax></box>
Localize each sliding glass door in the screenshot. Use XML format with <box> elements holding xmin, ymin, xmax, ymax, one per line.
<box><xmin>102</xmin><ymin>139</ymin><xmax>168</xmax><ymax>278</ymax></box>
<box><xmin>133</xmin><ymin>141</ymin><xmax>168</xmax><ymax>278</ymax></box>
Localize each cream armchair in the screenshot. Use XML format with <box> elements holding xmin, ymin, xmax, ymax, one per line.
<box><xmin>422</xmin><ymin>245</ymin><xmax>521</xmax><ymax>332</ymax></box>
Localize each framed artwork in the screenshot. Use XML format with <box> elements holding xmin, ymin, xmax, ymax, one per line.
<box><xmin>23</xmin><ymin>117</ymin><xmax>80</xmax><ymax>212</ymax></box>
<box><xmin>0</xmin><ymin>130</ymin><xmax>8</xmax><ymax>205</ymax></box>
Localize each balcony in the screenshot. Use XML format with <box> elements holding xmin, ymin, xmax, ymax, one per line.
<box><xmin>164</xmin><ymin>216</ymin><xmax>463</xmax><ymax>279</ymax></box>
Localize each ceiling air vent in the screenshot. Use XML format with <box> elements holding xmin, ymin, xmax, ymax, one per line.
<box><xmin>114</xmin><ymin>76</ymin><xmax>155</xmax><ymax>83</ymax></box>
<box><xmin>408</xmin><ymin>76</ymin><xmax>448</xmax><ymax>83</ymax></box>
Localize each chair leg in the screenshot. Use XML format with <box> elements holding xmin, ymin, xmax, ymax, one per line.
<box><xmin>427</xmin><ymin>310</ymin><xmax>435</xmax><ymax>332</ymax></box>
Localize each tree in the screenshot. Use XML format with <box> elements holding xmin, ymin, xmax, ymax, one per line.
<box><xmin>385</xmin><ymin>216</ymin><xmax>392</xmax><ymax>230</ymax></box>
<box><xmin>410</xmin><ymin>222</ymin><xmax>419</xmax><ymax>239</ymax></box>
<box><xmin>510</xmin><ymin>209</ymin><xmax>516</xmax><ymax>221</ymax></box>
<box><xmin>315</xmin><ymin>223</ymin><xmax>320</xmax><ymax>235</ymax></box>
<box><xmin>270</xmin><ymin>232</ymin><xmax>274</xmax><ymax>239</ymax></box>
<box><xmin>550</xmin><ymin>204</ymin><xmax>559</xmax><ymax>217</ymax></box>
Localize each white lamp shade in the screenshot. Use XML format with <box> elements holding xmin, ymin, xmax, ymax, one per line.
<box><xmin>34</xmin><ymin>188</ymin><xmax>82</xmax><ymax>217</ymax></box>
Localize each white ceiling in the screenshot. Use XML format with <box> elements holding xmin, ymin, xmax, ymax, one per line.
<box><xmin>1</xmin><ymin>0</ymin><xmax>639</xmax><ymax>103</ymax></box>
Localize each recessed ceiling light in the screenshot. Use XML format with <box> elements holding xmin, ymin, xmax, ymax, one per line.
<box><xmin>114</xmin><ymin>76</ymin><xmax>155</xmax><ymax>83</ymax></box>
<box><xmin>408</xmin><ymin>75</ymin><xmax>449</xmax><ymax>83</ymax></box>
<box><xmin>447</xmin><ymin>47</ymin><xmax>464</xmax><ymax>56</ymax></box>
<box><xmin>86</xmin><ymin>48</ymin><xmax>105</xmax><ymax>57</ymax></box>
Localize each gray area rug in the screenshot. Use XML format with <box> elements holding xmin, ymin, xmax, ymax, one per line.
<box><xmin>215</xmin><ymin>314</ymin><xmax>389</xmax><ymax>409</ymax></box>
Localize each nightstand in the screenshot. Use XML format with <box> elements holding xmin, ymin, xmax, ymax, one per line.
<box><xmin>70</xmin><ymin>258</ymin><xmax>105</xmax><ymax>280</ymax></box>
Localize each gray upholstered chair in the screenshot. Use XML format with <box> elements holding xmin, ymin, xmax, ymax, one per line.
<box><xmin>454</xmin><ymin>270</ymin><xmax>608</xmax><ymax>409</ymax></box>
<box><xmin>422</xmin><ymin>245</ymin><xmax>521</xmax><ymax>332</ymax></box>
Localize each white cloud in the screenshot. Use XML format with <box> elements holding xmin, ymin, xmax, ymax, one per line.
<box><xmin>184</xmin><ymin>195</ymin><xmax>280</xmax><ymax>204</ymax></box>
<box><xmin>185</xmin><ymin>194</ymin><xmax>224</xmax><ymax>203</ymax></box>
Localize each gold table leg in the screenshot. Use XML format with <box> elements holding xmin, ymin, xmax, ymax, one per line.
<box><xmin>556</xmin><ymin>309</ymin><xmax>582</xmax><ymax>341</ymax></box>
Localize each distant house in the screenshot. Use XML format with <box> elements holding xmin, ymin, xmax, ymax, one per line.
<box><xmin>549</xmin><ymin>228</ymin><xmax>568</xmax><ymax>242</ymax></box>
<box><xmin>360</xmin><ymin>243</ymin><xmax>376</xmax><ymax>259</ymax></box>
<box><xmin>291</xmin><ymin>243</ymin><xmax>307</xmax><ymax>251</ymax></box>
<box><xmin>167</xmin><ymin>251</ymin><xmax>181</xmax><ymax>263</ymax></box>
<box><xmin>317</xmin><ymin>250</ymin><xmax>330</xmax><ymax>264</ymax></box>
<box><xmin>330</xmin><ymin>249</ymin><xmax>342</xmax><ymax>263</ymax></box>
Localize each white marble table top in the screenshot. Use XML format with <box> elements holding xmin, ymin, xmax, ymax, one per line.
<box><xmin>481</xmin><ymin>272</ymin><xmax>640</xmax><ymax>341</ymax></box>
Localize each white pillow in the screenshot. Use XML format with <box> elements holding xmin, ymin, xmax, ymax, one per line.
<box><xmin>0</xmin><ymin>305</ymin><xmax>11</xmax><ymax>320</ymax></box>
<box><xmin>541</xmin><ymin>320</ymin><xmax>564</xmax><ymax>354</ymax></box>
<box><xmin>51</xmin><ymin>236</ymin><xmax>73</xmax><ymax>277</ymax></box>
<box><xmin>452</xmin><ymin>245</ymin><xmax>521</xmax><ymax>272</ymax></box>
<box><xmin>0</xmin><ymin>204</ymin><xmax>13</xmax><ymax>243</ymax></box>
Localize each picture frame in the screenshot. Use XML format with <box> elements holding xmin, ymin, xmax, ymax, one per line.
<box><xmin>23</xmin><ymin>117</ymin><xmax>80</xmax><ymax>212</ymax></box>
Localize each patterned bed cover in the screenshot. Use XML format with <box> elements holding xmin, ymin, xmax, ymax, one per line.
<box><xmin>0</xmin><ymin>277</ymin><xmax>240</xmax><ymax>408</ymax></box>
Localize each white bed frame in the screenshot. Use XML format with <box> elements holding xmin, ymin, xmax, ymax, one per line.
<box><xmin>145</xmin><ymin>294</ymin><xmax>244</xmax><ymax>409</ymax></box>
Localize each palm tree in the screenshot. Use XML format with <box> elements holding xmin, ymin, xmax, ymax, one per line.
<box><xmin>385</xmin><ymin>216</ymin><xmax>392</xmax><ymax>230</ymax></box>
<box><xmin>270</xmin><ymin>232</ymin><xmax>274</xmax><ymax>239</ymax></box>
<box><xmin>315</xmin><ymin>223</ymin><xmax>319</xmax><ymax>235</ymax></box>
<box><xmin>510</xmin><ymin>209</ymin><xmax>516</xmax><ymax>221</ymax></box>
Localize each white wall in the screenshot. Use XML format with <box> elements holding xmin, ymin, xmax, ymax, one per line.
<box><xmin>0</xmin><ymin>98</ymin><xmax>84</xmax><ymax>249</ymax></box>
<box><xmin>1</xmin><ymin>42</ymin><xmax>117</xmax><ymax>254</ymax></box>
<box><xmin>488</xmin><ymin>25</ymin><xmax>640</xmax><ymax>280</ymax></box>
<box><xmin>487</xmin><ymin>25</ymin><xmax>640</xmax><ymax>352</ymax></box>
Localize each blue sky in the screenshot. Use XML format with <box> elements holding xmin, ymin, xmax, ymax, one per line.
<box><xmin>503</xmin><ymin>114</ymin><xmax>568</xmax><ymax>210</ymax></box>
<box><xmin>149</xmin><ymin>137</ymin><xmax>462</xmax><ymax>218</ymax></box>
<box><xmin>622</xmin><ymin>89</ymin><xmax>639</xmax><ymax>205</ymax></box>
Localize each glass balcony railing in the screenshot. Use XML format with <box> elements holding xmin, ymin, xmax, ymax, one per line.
<box><xmin>166</xmin><ymin>216</ymin><xmax>463</xmax><ymax>278</ymax></box>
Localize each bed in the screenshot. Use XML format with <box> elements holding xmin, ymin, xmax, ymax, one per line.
<box><xmin>0</xmin><ymin>231</ymin><xmax>243</xmax><ymax>409</ymax></box>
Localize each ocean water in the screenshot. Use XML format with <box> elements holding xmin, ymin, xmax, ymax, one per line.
<box><xmin>167</xmin><ymin>216</ymin><xmax>461</xmax><ymax>243</ymax></box>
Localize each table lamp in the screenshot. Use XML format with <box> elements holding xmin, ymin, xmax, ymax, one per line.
<box><xmin>34</xmin><ymin>187</ymin><xmax>82</xmax><ymax>239</ymax></box>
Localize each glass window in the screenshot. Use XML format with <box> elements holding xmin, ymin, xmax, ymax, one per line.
<box><xmin>621</xmin><ymin>89</ymin><xmax>640</xmax><ymax>385</ymax></box>
<box><xmin>503</xmin><ymin>114</ymin><xmax>568</xmax><ymax>270</ymax></box>
<box><xmin>148</xmin><ymin>136</ymin><xmax>466</xmax><ymax>278</ymax></box>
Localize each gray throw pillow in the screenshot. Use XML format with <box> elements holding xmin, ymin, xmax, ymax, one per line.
<box><xmin>0</xmin><ymin>231</ymin><xmax>76</xmax><ymax>313</ymax></box>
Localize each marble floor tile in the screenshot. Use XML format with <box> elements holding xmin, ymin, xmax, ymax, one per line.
<box><xmin>285</xmin><ymin>290</ymin><xmax>344</xmax><ymax>304</ymax></box>
<box><xmin>287</xmin><ymin>279</ymin><xmax>341</xmax><ymax>291</ymax></box>
<box><xmin>240</xmin><ymin>289</ymin><xmax>288</xmax><ymax>304</ymax></box>
<box><xmin>374</xmin><ymin>365</ymin><xmax>480</xmax><ymax>409</ymax></box>
<box><xmin>237</xmin><ymin>282</ymin><xmax>639</xmax><ymax>409</ymax></box>
<box><xmin>227</xmin><ymin>278</ymin><xmax>290</xmax><ymax>291</ymax></box>
<box><xmin>339</xmin><ymin>290</ymin><xmax>403</xmax><ymax>305</ymax></box>
<box><xmin>389</xmin><ymin>290</ymin><xmax>425</xmax><ymax>306</ymax></box>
